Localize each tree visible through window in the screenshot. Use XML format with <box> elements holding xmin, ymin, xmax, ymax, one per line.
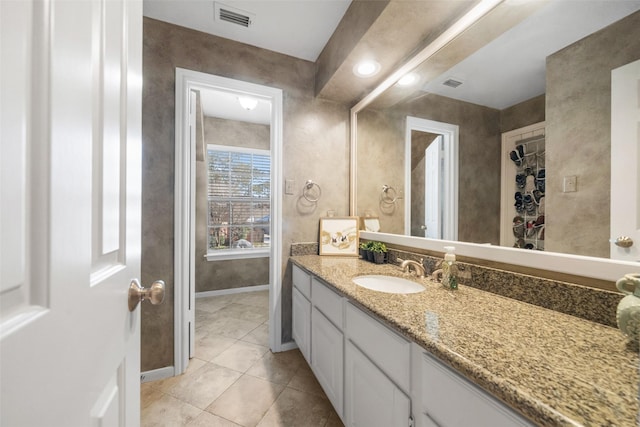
<box><xmin>207</xmin><ymin>145</ymin><xmax>270</xmax><ymax>254</ymax></box>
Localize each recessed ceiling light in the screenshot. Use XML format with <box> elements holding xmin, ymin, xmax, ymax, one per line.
<box><xmin>353</xmin><ymin>60</ymin><xmax>381</xmax><ymax>78</ymax></box>
<box><xmin>238</xmin><ymin>96</ymin><xmax>258</xmax><ymax>110</ymax></box>
<box><xmin>397</xmin><ymin>73</ymin><xmax>418</xmax><ymax>86</ymax></box>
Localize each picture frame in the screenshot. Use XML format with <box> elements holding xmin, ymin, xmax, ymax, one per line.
<box><xmin>359</xmin><ymin>216</ymin><xmax>381</xmax><ymax>232</ymax></box>
<box><xmin>319</xmin><ymin>217</ymin><xmax>359</xmax><ymax>256</ymax></box>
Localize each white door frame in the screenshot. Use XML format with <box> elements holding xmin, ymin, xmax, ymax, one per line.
<box><xmin>174</xmin><ymin>68</ymin><xmax>284</xmax><ymax>375</ymax></box>
<box><xmin>404</xmin><ymin>117</ymin><xmax>458</xmax><ymax>240</ymax></box>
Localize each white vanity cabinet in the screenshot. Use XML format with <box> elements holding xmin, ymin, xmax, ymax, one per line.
<box><xmin>344</xmin><ymin>302</ymin><xmax>411</xmax><ymax>427</ymax></box>
<box><xmin>411</xmin><ymin>346</ymin><xmax>534</xmax><ymax>427</ymax></box>
<box><xmin>291</xmin><ymin>264</ymin><xmax>533</xmax><ymax>427</ymax></box>
<box><xmin>292</xmin><ymin>265</ymin><xmax>312</xmax><ymax>363</ymax></box>
<box><xmin>310</xmin><ymin>278</ymin><xmax>344</xmax><ymax>417</ymax></box>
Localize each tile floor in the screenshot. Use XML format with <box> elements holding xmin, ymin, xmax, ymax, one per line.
<box><xmin>141</xmin><ymin>290</ymin><xmax>344</xmax><ymax>427</ymax></box>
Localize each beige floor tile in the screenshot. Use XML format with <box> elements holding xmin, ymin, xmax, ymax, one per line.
<box><xmin>240</xmin><ymin>323</ymin><xmax>269</xmax><ymax>346</ymax></box>
<box><xmin>215</xmin><ymin>302</ymin><xmax>269</xmax><ymax>324</ymax></box>
<box><xmin>286</xmin><ymin>366</ymin><xmax>326</xmax><ymax>398</ymax></box>
<box><xmin>141</xmin><ymin>393</ymin><xmax>201</xmax><ymax>427</ymax></box>
<box><xmin>200</xmin><ymin>315</ymin><xmax>264</xmax><ymax>340</ymax></box>
<box><xmin>165</xmin><ymin>363</ymin><xmax>243</xmax><ymax>409</ymax></box>
<box><xmin>246</xmin><ymin>350</ymin><xmax>307</xmax><ymax>385</ymax></box>
<box><xmin>195</xmin><ymin>333</ymin><xmax>238</xmax><ymax>362</ymax></box>
<box><xmin>186</xmin><ymin>411</ymin><xmax>242</xmax><ymax>427</ymax></box>
<box><xmin>324</xmin><ymin>409</ymin><xmax>345</xmax><ymax>427</ymax></box>
<box><xmin>206</xmin><ymin>375</ymin><xmax>285</xmax><ymax>427</ymax></box>
<box><xmin>196</xmin><ymin>294</ymin><xmax>237</xmax><ymax>313</ymax></box>
<box><xmin>256</xmin><ymin>387</ymin><xmax>334</xmax><ymax>427</ymax></box>
<box><xmin>141</xmin><ymin>382</ymin><xmax>165</xmax><ymax>409</ymax></box>
<box><xmin>234</xmin><ymin>290</ymin><xmax>269</xmax><ymax>308</ymax></box>
<box><xmin>213</xmin><ymin>341</ymin><xmax>269</xmax><ymax>373</ymax></box>
<box><xmin>147</xmin><ymin>358</ymin><xmax>208</xmax><ymax>393</ymax></box>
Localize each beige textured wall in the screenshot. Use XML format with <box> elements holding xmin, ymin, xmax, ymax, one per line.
<box><xmin>357</xmin><ymin>93</ymin><xmax>502</xmax><ymax>244</ymax></box>
<box><xmin>142</xmin><ymin>18</ymin><xmax>350</xmax><ymax>371</ymax></box>
<box><xmin>195</xmin><ymin>117</ymin><xmax>270</xmax><ymax>293</ymax></box>
<box><xmin>545</xmin><ymin>10</ymin><xmax>640</xmax><ymax>258</ymax></box>
<box><xmin>500</xmin><ymin>94</ymin><xmax>545</xmax><ymax>133</ymax></box>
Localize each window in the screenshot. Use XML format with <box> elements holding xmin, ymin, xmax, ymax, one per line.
<box><xmin>206</xmin><ymin>145</ymin><xmax>270</xmax><ymax>259</ymax></box>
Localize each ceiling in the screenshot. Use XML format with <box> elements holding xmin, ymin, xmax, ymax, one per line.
<box><xmin>421</xmin><ymin>0</ymin><xmax>640</xmax><ymax>110</ymax></box>
<box><xmin>145</xmin><ymin>0</ymin><xmax>640</xmax><ymax>119</ymax></box>
<box><xmin>143</xmin><ymin>0</ymin><xmax>351</xmax><ymax>62</ymax></box>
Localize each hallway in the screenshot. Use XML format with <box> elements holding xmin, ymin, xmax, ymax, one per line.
<box><xmin>141</xmin><ymin>291</ymin><xmax>343</xmax><ymax>426</ymax></box>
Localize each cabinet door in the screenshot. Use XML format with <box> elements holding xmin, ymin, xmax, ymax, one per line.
<box><xmin>345</xmin><ymin>341</ymin><xmax>411</xmax><ymax>427</ymax></box>
<box><xmin>418</xmin><ymin>352</ymin><xmax>533</xmax><ymax>427</ymax></box>
<box><xmin>292</xmin><ymin>287</ymin><xmax>311</xmax><ymax>363</ymax></box>
<box><xmin>311</xmin><ymin>307</ymin><xmax>344</xmax><ymax>417</ymax></box>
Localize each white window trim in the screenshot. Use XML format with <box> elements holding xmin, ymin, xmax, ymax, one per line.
<box><xmin>205</xmin><ymin>248</ymin><xmax>270</xmax><ymax>261</ymax></box>
<box><xmin>206</xmin><ymin>144</ymin><xmax>271</xmax><ymax>259</ymax></box>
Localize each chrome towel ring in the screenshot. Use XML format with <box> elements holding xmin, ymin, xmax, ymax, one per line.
<box><xmin>381</xmin><ymin>185</ymin><xmax>398</xmax><ymax>204</ymax></box>
<box><xmin>303</xmin><ymin>180</ymin><xmax>321</xmax><ymax>203</ymax></box>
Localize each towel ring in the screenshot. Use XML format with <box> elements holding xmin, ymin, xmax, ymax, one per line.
<box><xmin>381</xmin><ymin>185</ymin><xmax>398</xmax><ymax>204</ymax></box>
<box><xmin>303</xmin><ymin>180</ymin><xmax>321</xmax><ymax>203</ymax></box>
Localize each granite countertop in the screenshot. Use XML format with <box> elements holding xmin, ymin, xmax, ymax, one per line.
<box><xmin>290</xmin><ymin>255</ymin><xmax>639</xmax><ymax>427</ymax></box>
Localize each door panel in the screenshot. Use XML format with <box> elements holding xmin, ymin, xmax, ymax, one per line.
<box><xmin>0</xmin><ymin>0</ymin><xmax>143</xmax><ymax>425</ymax></box>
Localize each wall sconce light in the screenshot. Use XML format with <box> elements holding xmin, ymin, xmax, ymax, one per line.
<box><xmin>238</xmin><ymin>96</ymin><xmax>258</xmax><ymax>110</ymax></box>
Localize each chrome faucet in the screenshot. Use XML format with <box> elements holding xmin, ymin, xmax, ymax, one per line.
<box><xmin>400</xmin><ymin>258</ymin><xmax>426</xmax><ymax>278</ymax></box>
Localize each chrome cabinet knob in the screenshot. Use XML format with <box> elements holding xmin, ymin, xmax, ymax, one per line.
<box><xmin>613</xmin><ymin>236</ymin><xmax>634</xmax><ymax>248</ymax></box>
<box><xmin>128</xmin><ymin>279</ymin><xmax>165</xmax><ymax>312</ymax></box>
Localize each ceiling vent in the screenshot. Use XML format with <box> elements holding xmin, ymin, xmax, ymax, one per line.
<box><xmin>215</xmin><ymin>3</ymin><xmax>254</xmax><ymax>28</ymax></box>
<box><xmin>443</xmin><ymin>78</ymin><xmax>464</xmax><ymax>88</ymax></box>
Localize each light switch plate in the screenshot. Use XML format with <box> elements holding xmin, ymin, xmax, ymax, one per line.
<box><xmin>563</xmin><ymin>175</ymin><xmax>577</xmax><ymax>192</ymax></box>
<box><xmin>285</xmin><ymin>179</ymin><xmax>295</xmax><ymax>195</ymax></box>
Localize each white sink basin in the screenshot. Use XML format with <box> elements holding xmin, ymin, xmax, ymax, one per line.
<box><xmin>352</xmin><ymin>275</ymin><xmax>425</xmax><ymax>294</ymax></box>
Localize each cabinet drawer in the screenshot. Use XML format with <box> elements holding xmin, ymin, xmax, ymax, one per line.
<box><xmin>418</xmin><ymin>352</ymin><xmax>533</xmax><ymax>427</ymax></box>
<box><xmin>292</xmin><ymin>264</ymin><xmax>311</xmax><ymax>299</ymax></box>
<box><xmin>345</xmin><ymin>302</ymin><xmax>411</xmax><ymax>392</ymax></box>
<box><xmin>312</xmin><ymin>278</ymin><xmax>343</xmax><ymax>328</ymax></box>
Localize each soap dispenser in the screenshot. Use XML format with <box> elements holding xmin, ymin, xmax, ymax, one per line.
<box><xmin>441</xmin><ymin>246</ymin><xmax>458</xmax><ymax>290</ymax></box>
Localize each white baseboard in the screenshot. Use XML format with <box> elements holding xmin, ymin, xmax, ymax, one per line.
<box><xmin>196</xmin><ymin>284</ymin><xmax>269</xmax><ymax>299</ymax></box>
<box><xmin>278</xmin><ymin>340</ymin><xmax>299</xmax><ymax>352</ymax></box>
<box><xmin>140</xmin><ymin>366</ymin><xmax>175</xmax><ymax>383</ymax></box>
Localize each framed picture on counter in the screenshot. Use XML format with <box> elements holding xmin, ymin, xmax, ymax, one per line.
<box><xmin>319</xmin><ymin>217</ymin><xmax>359</xmax><ymax>256</ymax></box>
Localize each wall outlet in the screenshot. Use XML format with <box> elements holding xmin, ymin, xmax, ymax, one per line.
<box><xmin>563</xmin><ymin>175</ymin><xmax>577</xmax><ymax>193</ymax></box>
<box><xmin>285</xmin><ymin>179</ymin><xmax>295</xmax><ymax>195</ymax></box>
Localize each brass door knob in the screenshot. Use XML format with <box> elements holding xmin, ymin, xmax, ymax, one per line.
<box><xmin>128</xmin><ymin>279</ymin><xmax>165</xmax><ymax>312</ymax></box>
<box><xmin>613</xmin><ymin>236</ymin><xmax>634</xmax><ymax>248</ymax></box>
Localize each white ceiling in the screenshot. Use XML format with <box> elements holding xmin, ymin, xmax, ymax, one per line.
<box><xmin>421</xmin><ymin>0</ymin><xmax>640</xmax><ymax>110</ymax></box>
<box><xmin>199</xmin><ymin>89</ymin><xmax>271</xmax><ymax>124</ymax></box>
<box><xmin>143</xmin><ymin>0</ymin><xmax>351</xmax><ymax>61</ymax></box>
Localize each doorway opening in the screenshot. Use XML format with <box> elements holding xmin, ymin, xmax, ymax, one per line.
<box><xmin>174</xmin><ymin>69</ymin><xmax>284</xmax><ymax>376</ymax></box>
<box><xmin>404</xmin><ymin>117</ymin><xmax>459</xmax><ymax>241</ymax></box>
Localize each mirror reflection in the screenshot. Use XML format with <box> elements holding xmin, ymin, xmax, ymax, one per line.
<box><xmin>355</xmin><ymin>0</ymin><xmax>640</xmax><ymax>260</ymax></box>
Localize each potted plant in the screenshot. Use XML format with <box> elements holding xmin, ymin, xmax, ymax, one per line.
<box><xmin>359</xmin><ymin>241</ymin><xmax>375</xmax><ymax>261</ymax></box>
<box><xmin>370</xmin><ymin>241</ymin><xmax>387</xmax><ymax>264</ymax></box>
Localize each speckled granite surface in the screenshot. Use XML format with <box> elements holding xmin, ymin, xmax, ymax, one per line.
<box><xmin>387</xmin><ymin>248</ymin><xmax>621</xmax><ymax>327</ymax></box>
<box><xmin>290</xmin><ymin>255</ymin><xmax>639</xmax><ymax>427</ymax></box>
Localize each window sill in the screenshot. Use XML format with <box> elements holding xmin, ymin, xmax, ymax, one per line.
<box><xmin>205</xmin><ymin>249</ymin><xmax>270</xmax><ymax>261</ymax></box>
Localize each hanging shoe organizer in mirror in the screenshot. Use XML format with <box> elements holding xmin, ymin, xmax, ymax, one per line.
<box><xmin>511</xmin><ymin>134</ymin><xmax>545</xmax><ymax>251</ymax></box>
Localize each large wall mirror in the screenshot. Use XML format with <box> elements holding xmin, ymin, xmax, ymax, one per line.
<box><xmin>351</xmin><ymin>0</ymin><xmax>640</xmax><ymax>281</ymax></box>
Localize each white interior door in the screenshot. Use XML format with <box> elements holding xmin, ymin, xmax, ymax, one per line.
<box><xmin>424</xmin><ymin>136</ymin><xmax>442</xmax><ymax>239</ymax></box>
<box><xmin>611</xmin><ymin>59</ymin><xmax>640</xmax><ymax>262</ymax></box>
<box><xmin>1</xmin><ymin>0</ymin><xmax>144</xmax><ymax>426</ymax></box>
